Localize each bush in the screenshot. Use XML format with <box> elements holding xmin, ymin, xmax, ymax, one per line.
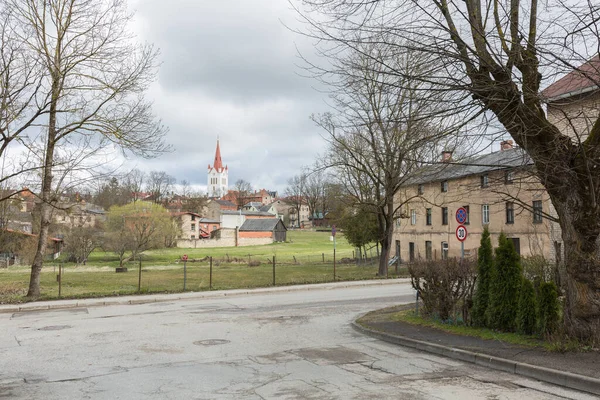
<box><xmin>487</xmin><ymin>233</ymin><xmax>522</xmax><ymax>331</ymax></box>
<box><xmin>471</xmin><ymin>226</ymin><xmax>493</xmax><ymax>326</ymax></box>
<box><xmin>538</xmin><ymin>281</ymin><xmax>560</xmax><ymax>335</ymax></box>
<box><xmin>409</xmin><ymin>258</ymin><xmax>476</xmax><ymax>321</ymax></box>
<box><xmin>516</xmin><ymin>278</ymin><xmax>537</xmax><ymax>334</ymax></box>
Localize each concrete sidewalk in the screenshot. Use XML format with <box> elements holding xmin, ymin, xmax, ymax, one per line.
<box><xmin>354</xmin><ymin>305</ymin><xmax>600</xmax><ymax>396</ymax></box>
<box><xmin>0</xmin><ymin>278</ymin><xmax>411</xmax><ymax>313</ymax></box>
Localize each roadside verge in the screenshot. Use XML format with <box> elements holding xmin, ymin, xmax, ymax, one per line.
<box><xmin>352</xmin><ymin>313</ymin><xmax>600</xmax><ymax>396</ymax></box>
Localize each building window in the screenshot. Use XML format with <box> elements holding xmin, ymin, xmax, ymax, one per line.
<box><xmin>191</xmin><ymin>224</ymin><xmax>195</xmax><ymax>231</ymax></box>
<box><xmin>482</xmin><ymin>204</ymin><xmax>490</xmax><ymax>225</ymax></box>
<box><xmin>441</xmin><ymin>181</ymin><xmax>448</xmax><ymax>192</ymax></box>
<box><xmin>506</xmin><ymin>202</ymin><xmax>514</xmax><ymax>224</ymax></box>
<box><xmin>191</xmin><ymin>235</ymin><xmax>195</xmax><ymax>239</ymax></box>
<box><xmin>426</xmin><ymin>208</ymin><xmax>432</xmax><ymax>226</ymax></box>
<box><xmin>533</xmin><ymin>200</ymin><xmax>543</xmax><ymax>223</ymax></box>
<box><xmin>510</xmin><ymin>238</ymin><xmax>521</xmax><ymax>255</ymax></box>
<box><xmin>395</xmin><ymin>218</ymin><xmax>401</xmax><ymax>227</ymax></box>
<box><xmin>418</xmin><ymin>184</ymin><xmax>424</xmax><ymax>195</ymax></box>
<box><xmin>441</xmin><ymin>207</ymin><xmax>448</xmax><ymax>225</ymax></box>
<box><xmin>441</xmin><ymin>242</ymin><xmax>448</xmax><ymax>260</ymax></box>
<box><xmin>505</xmin><ymin>170</ymin><xmax>514</xmax><ymax>184</ymax></box>
<box><xmin>480</xmin><ymin>174</ymin><xmax>489</xmax><ymax>188</ymax></box>
<box><xmin>425</xmin><ymin>241</ymin><xmax>432</xmax><ymax>260</ymax></box>
<box><xmin>463</xmin><ymin>205</ymin><xmax>470</xmax><ymax>225</ymax></box>
<box><xmin>410</xmin><ymin>209</ymin><xmax>416</xmax><ymax>225</ymax></box>
<box><xmin>191</xmin><ymin>215</ymin><xmax>195</xmax><ymax>221</ymax></box>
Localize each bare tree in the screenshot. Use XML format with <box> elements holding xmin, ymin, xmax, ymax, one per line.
<box><xmin>303</xmin><ymin>170</ymin><xmax>325</xmax><ymax>222</ymax></box>
<box><xmin>5</xmin><ymin>0</ymin><xmax>169</xmax><ymax>298</ymax></box>
<box><xmin>313</xmin><ymin>44</ymin><xmax>458</xmax><ymax>276</ymax></box>
<box><xmin>233</xmin><ymin>179</ymin><xmax>253</xmax><ymax>209</ymax></box>
<box><xmin>124</xmin><ymin>169</ymin><xmax>146</xmax><ymax>203</ymax></box>
<box><xmin>146</xmin><ymin>171</ymin><xmax>176</xmax><ymax>204</ymax></box>
<box><xmin>296</xmin><ymin>0</ymin><xmax>600</xmax><ymax>341</ymax></box>
<box><xmin>285</xmin><ymin>174</ymin><xmax>306</xmax><ymax>228</ymax></box>
<box><xmin>180</xmin><ymin>179</ymin><xmax>191</xmax><ymax>198</ymax></box>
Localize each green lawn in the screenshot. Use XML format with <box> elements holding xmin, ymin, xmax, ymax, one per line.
<box><xmin>0</xmin><ymin>231</ymin><xmax>404</xmax><ymax>303</ymax></box>
<box><xmin>85</xmin><ymin>230</ymin><xmax>359</xmax><ymax>268</ymax></box>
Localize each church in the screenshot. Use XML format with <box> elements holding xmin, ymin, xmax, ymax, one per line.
<box><xmin>207</xmin><ymin>140</ymin><xmax>228</xmax><ymax>198</ymax></box>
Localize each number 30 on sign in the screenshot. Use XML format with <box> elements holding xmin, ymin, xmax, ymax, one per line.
<box><xmin>456</xmin><ymin>225</ymin><xmax>468</xmax><ymax>242</ymax></box>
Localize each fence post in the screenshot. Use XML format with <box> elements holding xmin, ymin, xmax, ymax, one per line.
<box><xmin>183</xmin><ymin>260</ymin><xmax>187</xmax><ymax>291</ymax></box>
<box><xmin>322</xmin><ymin>253</ymin><xmax>324</xmax><ymax>263</ymax></box>
<box><xmin>209</xmin><ymin>256</ymin><xmax>213</xmax><ymax>290</ymax></box>
<box><xmin>58</xmin><ymin>263</ymin><xmax>62</xmax><ymax>297</ymax></box>
<box><xmin>138</xmin><ymin>257</ymin><xmax>142</xmax><ymax>293</ymax></box>
<box><xmin>272</xmin><ymin>255</ymin><xmax>276</xmax><ymax>286</ymax></box>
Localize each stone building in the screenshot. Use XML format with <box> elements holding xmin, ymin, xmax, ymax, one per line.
<box><xmin>392</xmin><ymin>144</ymin><xmax>561</xmax><ymax>262</ymax></box>
<box><xmin>391</xmin><ymin>57</ymin><xmax>600</xmax><ymax>264</ymax></box>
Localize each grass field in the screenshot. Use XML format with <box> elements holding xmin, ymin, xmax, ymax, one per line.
<box><xmin>0</xmin><ymin>231</ymin><xmax>406</xmax><ymax>303</ymax></box>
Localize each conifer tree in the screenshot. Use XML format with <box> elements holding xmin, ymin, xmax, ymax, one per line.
<box><xmin>517</xmin><ymin>278</ymin><xmax>537</xmax><ymax>335</ymax></box>
<box><xmin>471</xmin><ymin>226</ymin><xmax>493</xmax><ymax>326</ymax></box>
<box><xmin>487</xmin><ymin>233</ymin><xmax>522</xmax><ymax>331</ymax></box>
<box><xmin>538</xmin><ymin>282</ymin><xmax>560</xmax><ymax>336</ymax></box>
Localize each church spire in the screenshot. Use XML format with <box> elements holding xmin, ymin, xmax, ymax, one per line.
<box><xmin>213</xmin><ymin>139</ymin><xmax>223</xmax><ymax>171</ymax></box>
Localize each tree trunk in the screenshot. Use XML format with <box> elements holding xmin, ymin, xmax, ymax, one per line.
<box><xmin>377</xmin><ymin>201</ymin><xmax>394</xmax><ymax>277</ymax></box>
<box><xmin>554</xmin><ymin>198</ymin><xmax>600</xmax><ymax>343</ymax></box>
<box><xmin>26</xmin><ymin>75</ymin><xmax>60</xmax><ymax>298</ymax></box>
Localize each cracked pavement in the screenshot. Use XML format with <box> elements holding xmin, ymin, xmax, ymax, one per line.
<box><xmin>0</xmin><ymin>283</ymin><xmax>594</xmax><ymax>399</ymax></box>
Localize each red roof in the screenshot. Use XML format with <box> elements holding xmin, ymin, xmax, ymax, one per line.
<box><xmin>542</xmin><ymin>56</ymin><xmax>600</xmax><ymax>101</ymax></box>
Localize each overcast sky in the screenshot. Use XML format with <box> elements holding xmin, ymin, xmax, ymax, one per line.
<box><xmin>126</xmin><ymin>0</ymin><xmax>327</xmax><ymax>194</ymax></box>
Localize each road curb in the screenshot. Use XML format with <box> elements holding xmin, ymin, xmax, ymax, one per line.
<box><xmin>0</xmin><ymin>278</ymin><xmax>410</xmax><ymax>314</ymax></box>
<box><xmin>351</xmin><ymin>320</ymin><xmax>600</xmax><ymax>396</ymax></box>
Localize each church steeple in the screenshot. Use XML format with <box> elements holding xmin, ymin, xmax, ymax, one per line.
<box><xmin>213</xmin><ymin>140</ymin><xmax>223</xmax><ymax>171</ymax></box>
<box><xmin>207</xmin><ymin>139</ymin><xmax>229</xmax><ymax>198</ymax></box>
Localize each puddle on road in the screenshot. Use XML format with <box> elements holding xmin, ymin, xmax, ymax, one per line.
<box><xmin>193</xmin><ymin>339</ymin><xmax>231</xmax><ymax>346</ymax></box>
<box><xmin>37</xmin><ymin>325</ymin><xmax>72</xmax><ymax>331</ymax></box>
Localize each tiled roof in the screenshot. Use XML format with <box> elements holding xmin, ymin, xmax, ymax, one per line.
<box><xmin>221</xmin><ymin>210</ymin><xmax>274</xmax><ymax>217</ymax></box>
<box><xmin>199</xmin><ymin>218</ymin><xmax>220</xmax><ymax>224</ymax></box>
<box><xmin>406</xmin><ymin>147</ymin><xmax>532</xmax><ymax>185</ymax></box>
<box><xmin>214</xmin><ymin>199</ymin><xmax>236</xmax><ymax>207</ymax></box>
<box><xmin>542</xmin><ymin>56</ymin><xmax>600</xmax><ymax>101</ymax></box>
<box><xmin>239</xmin><ymin>218</ymin><xmax>285</xmax><ymax>232</ymax></box>
<box><xmin>259</xmin><ymin>205</ymin><xmax>274</xmax><ymax>213</ymax></box>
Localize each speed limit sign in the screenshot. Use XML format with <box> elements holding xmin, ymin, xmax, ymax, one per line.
<box><xmin>456</xmin><ymin>225</ymin><xmax>468</xmax><ymax>242</ymax></box>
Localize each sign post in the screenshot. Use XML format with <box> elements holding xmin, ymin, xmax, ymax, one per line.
<box><xmin>455</xmin><ymin>208</ymin><xmax>468</xmax><ymax>260</ymax></box>
<box><xmin>332</xmin><ymin>225</ymin><xmax>336</xmax><ymax>281</ymax></box>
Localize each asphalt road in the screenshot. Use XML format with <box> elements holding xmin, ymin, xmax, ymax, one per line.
<box><xmin>0</xmin><ymin>282</ymin><xmax>594</xmax><ymax>399</ymax></box>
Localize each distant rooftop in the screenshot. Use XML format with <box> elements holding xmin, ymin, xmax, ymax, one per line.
<box><xmin>542</xmin><ymin>56</ymin><xmax>600</xmax><ymax>101</ymax></box>
<box><xmin>407</xmin><ymin>147</ymin><xmax>532</xmax><ymax>185</ymax></box>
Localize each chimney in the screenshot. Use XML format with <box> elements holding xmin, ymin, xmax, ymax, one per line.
<box><xmin>500</xmin><ymin>140</ymin><xmax>514</xmax><ymax>151</ymax></box>
<box><xmin>441</xmin><ymin>150</ymin><xmax>453</xmax><ymax>162</ymax></box>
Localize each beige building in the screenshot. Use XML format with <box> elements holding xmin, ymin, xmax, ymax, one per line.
<box><xmin>392</xmin><ymin>57</ymin><xmax>599</xmax><ymax>264</ymax></box>
<box><xmin>392</xmin><ymin>144</ymin><xmax>561</xmax><ymax>263</ymax></box>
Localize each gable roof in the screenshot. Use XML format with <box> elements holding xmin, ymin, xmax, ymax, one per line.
<box><xmin>542</xmin><ymin>56</ymin><xmax>600</xmax><ymax>101</ymax></box>
<box><xmin>213</xmin><ymin>199</ymin><xmax>236</xmax><ymax>207</ymax></box>
<box><xmin>221</xmin><ymin>210</ymin><xmax>274</xmax><ymax>217</ymax></box>
<box><xmin>259</xmin><ymin>205</ymin><xmax>274</xmax><ymax>212</ymax></box>
<box><xmin>407</xmin><ymin>147</ymin><xmax>532</xmax><ymax>185</ymax></box>
<box><xmin>239</xmin><ymin>218</ymin><xmax>285</xmax><ymax>232</ymax></box>
<box><xmin>244</xmin><ymin>202</ymin><xmax>262</xmax><ymax>208</ymax></box>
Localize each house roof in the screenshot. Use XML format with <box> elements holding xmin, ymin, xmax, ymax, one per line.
<box><xmin>407</xmin><ymin>147</ymin><xmax>532</xmax><ymax>185</ymax></box>
<box><xmin>239</xmin><ymin>218</ymin><xmax>285</xmax><ymax>231</ymax></box>
<box><xmin>171</xmin><ymin>211</ymin><xmax>202</xmax><ymax>218</ymax></box>
<box><xmin>199</xmin><ymin>218</ymin><xmax>220</xmax><ymax>224</ymax></box>
<box><xmin>244</xmin><ymin>202</ymin><xmax>263</xmax><ymax>208</ymax></box>
<box><xmin>221</xmin><ymin>210</ymin><xmax>275</xmax><ymax>217</ymax></box>
<box><xmin>213</xmin><ymin>199</ymin><xmax>236</xmax><ymax>207</ymax></box>
<box><xmin>212</xmin><ymin>139</ymin><xmax>224</xmax><ymax>171</ymax></box>
<box><xmin>259</xmin><ymin>205</ymin><xmax>274</xmax><ymax>212</ymax></box>
<box><xmin>542</xmin><ymin>56</ymin><xmax>600</xmax><ymax>101</ymax></box>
